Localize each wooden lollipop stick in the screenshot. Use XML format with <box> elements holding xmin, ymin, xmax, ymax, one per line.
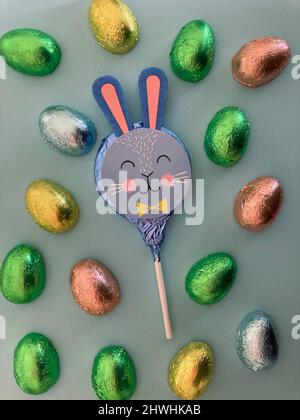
<box><xmin>154</xmin><ymin>259</ymin><xmax>172</xmax><ymax>340</ymax></box>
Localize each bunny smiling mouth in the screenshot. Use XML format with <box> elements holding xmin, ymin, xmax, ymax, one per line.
<box><xmin>140</xmin><ymin>172</ymin><xmax>161</xmax><ymax>194</ymax></box>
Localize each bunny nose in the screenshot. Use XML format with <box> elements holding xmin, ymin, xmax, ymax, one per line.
<box><xmin>141</xmin><ymin>171</ymin><xmax>154</xmax><ymax>179</ymax></box>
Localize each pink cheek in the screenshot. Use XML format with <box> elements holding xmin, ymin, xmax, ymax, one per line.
<box><xmin>160</xmin><ymin>173</ymin><xmax>174</xmax><ymax>187</ymax></box>
<box><xmin>124</xmin><ymin>178</ymin><xmax>137</xmax><ymax>192</ymax></box>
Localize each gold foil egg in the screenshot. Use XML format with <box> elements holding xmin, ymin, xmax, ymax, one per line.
<box><xmin>25</xmin><ymin>179</ymin><xmax>79</xmax><ymax>233</ymax></box>
<box><xmin>232</xmin><ymin>36</ymin><xmax>291</xmax><ymax>88</ymax></box>
<box><xmin>168</xmin><ymin>342</ymin><xmax>214</xmax><ymax>400</ymax></box>
<box><xmin>70</xmin><ymin>259</ymin><xmax>120</xmax><ymax>315</ymax></box>
<box><xmin>88</xmin><ymin>0</ymin><xmax>140</xmax><ymax>54</ymax></box>
<box><xmin>234</xmin><ymin>176</ymin><xmax>283</xmax><ymax>231</ymax></box>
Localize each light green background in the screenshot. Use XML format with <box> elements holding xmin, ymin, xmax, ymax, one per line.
<box><xmin>0</xmin><ymin>0</ymin><xmax>300</xmax><ymax>400</ymax></box>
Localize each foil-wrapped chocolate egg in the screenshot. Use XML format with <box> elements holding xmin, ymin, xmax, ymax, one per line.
<box><xmin>92</xmin><ymin>345</ymin><xmax>137</xmax><ymax>400</ymax></box>
<box><xmin>39</xmin><ymin>106</ymin><xmax>97</xmax><ymax>156</ymax></box>
<box><xmin>234</xmin><ymin>176</ymin><xmax>283</xmax><ymax>231</ymax></box>
<box><xmin>70</xmin><ymin>259</ymin><xmax>120</xmax><ymax>315</ymax></box>
<box><xmin>25</xmin><ymin>179</ymin><xmax>79</xmax><ymax>233</ymax></box>
<box><xmin>236</xmin><ymin>311</ymin><xmax>278</xmax><ymax>371</ymax></box>
<box><xmin>170</xmin><ymin>20</ymin><xmax>215</xmax><ymax>82</ymax></box>
<box><xmin>232</xmin><ymin>36</ymin><xmax>291</xmax><ymax>88</ymax></box>
<box><xmin>204</xmin><ymin>106</ymin><xmax>250</xmax><ymax>166</ymax></box>
<box><xmin>14</xmin><ymin>332</ymin><xmax>60</xmax><ymax>395</ymax></box>
<box><xmin>0</xmin><ymin>244</ymin><xmax>45</xmax><ymax>304</ymax></box>
<box><xmin>0</xmin><ymin>28</ymin><xmax>61</xmax><ymax>76</ymax></box>
<box><xmin>168</xmin><ymin>342</ymin><xmax>214</xmax><ymax>400</ymax></box>
<box><xmin>88</xmin><ymin>0</ymin><xmax>140</xmax><ymax>54</ymax></box>
<box><xmin>185</xmin><ymin>252</ymin><xmax>237</xmax><ymax>305</ymax></box>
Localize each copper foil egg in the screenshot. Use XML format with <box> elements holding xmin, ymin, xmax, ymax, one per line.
<box><xmin>70</xmin><ymin>259</ymin><xmax>120</xmax><ymax>315</ymax></box>
<box><xmin>232</xmin><ymin>36</ymin><xmax>291</xmax><ymax>88</ymax></box>
<box><xmin>234</xmin><ymin>176</ymin><xmax>283</xmax><ymax>231</ymax></box>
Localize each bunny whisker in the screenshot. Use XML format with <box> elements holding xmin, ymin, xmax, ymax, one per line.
<box><xmin>108</xmin><ymin>185</ymin><xmax>126</xmax><ymax>191</ymax></box>
<box><xmin>107</xmin><ymin>183</ymin><xmax>125</xmax><ymax>189</ymax></box>
<box><xmin>174</xmin><ymin>180</ymin><xmax>188</xmax><ymax>184</ymax></box>
<box><xmin>173</xmin><ymin>171</ymin><xmax>187</xmax><ymax>177</ymax></box>
<box><xmin>173</xmin><ymin>175</ymin><xmax>189</xmax><ymax>180</ymax></box>
<box><xmin>111</xmin><ymin>188</ymin><xmax>126</xmax><ymax>195</ymax></box>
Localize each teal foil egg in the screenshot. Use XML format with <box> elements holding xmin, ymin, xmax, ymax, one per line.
<box><xmin>204</xmin><ymin>106</ymin><xmax>250</xmax><ymax>166</ymax></box>
<box><xmin>236</xmin><ymin>311</ymin><xmax>278</xmax><ymax>371</ymax></box>
<box><xmin>0</xmin><ymin>28</ymin><xmax>61</xmax><ymax>76</ymax></box>
<box><xmin>14</xmin><ymin>332</ymin><xmax>60</xmax><ymax>395</ymax></box>
<box><xmin>185</xmin><ymin>252</ymin><xmax>237</xmax><ymax>304</ymax></box>
<box><xmin>39</xmin><ymin>106</ymin><xmax>97</xmax><ymax>156</ymax></box>
<box><xmin>92</xmin><ymin>345</ymin><xmax>137</xmax><ymax>400</ymax></box>
<box><xmin>0</xmin><ymin>244</ymin><xmax>45</xmax><ymax>304</ymax></box>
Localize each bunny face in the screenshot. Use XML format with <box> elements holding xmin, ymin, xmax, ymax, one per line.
<box><xmin>93</xmin><ymin>68</ymin><xmax>191</xmax><ymax>219</ymax></box>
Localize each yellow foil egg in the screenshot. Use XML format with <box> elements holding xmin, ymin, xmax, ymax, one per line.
<box><xmin>168</xmin><ymin>342</ymin><xmax>214</xmax><ymax>400</ymax></box>
<box><xmin>25</xmin><ymin>179</ymin><xmax>79</xmax><ymax>233</ymax></box>
<box><xmin>88</xmin><ymin>0</ymin><xmax>140</xmax><ymax>54</ymax></box>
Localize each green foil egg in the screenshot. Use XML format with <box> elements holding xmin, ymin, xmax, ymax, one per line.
<box><xmin>170</xmin><ymin>20</ymin><xmax>215</xmax><ymax>82</ymax></box>
<box><xmin>185</xmin><ymin>252</ymin><xmax>237</xmax><ymax>305</ymax></box>
<box><xmin>0</xmin><ymin>28</ymin><xmax>61</xmax><ymax>76</ymax></box>
<box><xmin>14</xmin><ymin>332</ymin><xmax>60</xmax><ymax>395</ymax></box>
<box><xmin>92</xmin><ymin>345</ymin><xmax>137</xmax><ymax>400</ymax></box>
<box><xmin>0</xmin><ymin>244</ymin><xmax>45</xmax><ymax>304</ymax></box>
<box><xmin>204</xmin><ymin>106</ymin><xmax>250</xmax><ymax>166</ymax></box>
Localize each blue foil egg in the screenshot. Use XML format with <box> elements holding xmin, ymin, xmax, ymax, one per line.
<box><xmin>236</xmin><ymin>310</ymin><xmax>278</xmax><ymax>371</ymax></box>
<box><xmin>39</xmin><ymin>105</ymin><xmax>97</xmax><ymax>156</ymax></box>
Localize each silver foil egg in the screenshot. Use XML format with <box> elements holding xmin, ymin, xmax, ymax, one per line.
<box><xmin>39</xmin><ymin>105</ymin><xmax>97</xmax><ymax>156</ymax></box>
<box><xmin>236</xmin><ymin>310</ymin><xmax>278</xmax><ymax>371</ymax></box>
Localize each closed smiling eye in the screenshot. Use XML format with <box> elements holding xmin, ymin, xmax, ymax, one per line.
<box><xmin>156</xmin><ymin>154</ymin><xmax>171</xmax><ymax>164</ymax></box>
<box><xmin>121</xmin><ymin>160</ymin><xmax>135</xmax><ymax>169</ymax></box>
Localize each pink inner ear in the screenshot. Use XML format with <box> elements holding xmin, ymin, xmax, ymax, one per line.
<box><xmin>146</xmin><ymin>75</ymin><xmax>160</xmax><ymax>129</ymax></box>
<box><xmin>101</xmin><ymin>84</ymin><xmax>129</xmax><ymax>134</ymax></box>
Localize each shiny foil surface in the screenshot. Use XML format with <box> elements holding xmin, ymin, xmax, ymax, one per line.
<box><xmin>14</xmin><ymin>332</ymin><xmax>60</xmax><ymax>395</ymax></box>
<box><xmin>25</xmin><ymin>179</ymin><xmax>79</xmax><ymax>233</ymax></box>
<box><xmin>39</xmin><ymin>106</ymin><xmax>97</xmax><ymax>156</ymax></box>
<box><xmin>232</xmin><ymin>36</ymin><xmax>291</xmax><ymax>88</ymax></box>
<box><xmin>236</xmin><ymin>311</ymin><xmax>278</xmax><ymax>371</ymax></box>
<box><xmin>70</xmin><ymin>259</ymin><xmax>120</xmax><ymax>315</ymax></box>
<box><xmin>88</xmin><ymin>0</ymin><xmax>140</xmax><ymax>54</ymax></box>
<box><xmin>168</xmin><ymin>342</ymin><xmax>214</xmax><ymax>400</ymax></box>
<box><xmin>170</xmin><ymin>20</ymin><xmax>215</xmax><ymax>82</ymax></box>
<box><xmin>204</xmin><ymin>106</ymin><xmax>250</xmax><ymax>166</ymax></box>
<box><xmin>0</xmin><ymin>28</ymin><xmax>61</xmax><ymax>76</ymax></box>
<box><xmin>185</xmin><ymin>252</ymin><xmax>237</xmax><ymax>305</ymax></box>
<box><xmin>0</xmin><ymin>244</ymin><xmax>45</xmax><ymax>304</ymax></box>
<box><xmin>234</xmin><ymin>176</ymin><xmax>283</xmax><ymax>231</ymax></box>
<box><xmin>92</xmin><ymin>345</ymin><xmax>137</xmax><ymax>400</ymax></box>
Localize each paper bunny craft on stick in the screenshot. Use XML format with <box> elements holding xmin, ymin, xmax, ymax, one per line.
<box><xmin>92</xmin><ymin>68</ymin><xmax>192</xmax><ymax>339</ymax></box>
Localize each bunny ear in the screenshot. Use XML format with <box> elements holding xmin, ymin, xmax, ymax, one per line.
<box><xmin>92</xmin><ymin>76</ymin><xmax>133</xmax><ymax>137</ymax></box>
<box><xmin>138</xmin><ymin>67</ymin><xmax>168</xmax><ymax>130</ymax></box>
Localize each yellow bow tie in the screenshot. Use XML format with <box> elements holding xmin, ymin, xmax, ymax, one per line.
<box><xmin>136</xmin><ymin>199</ymin><xmax>168</xmax><ymax>217</ymax></box>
